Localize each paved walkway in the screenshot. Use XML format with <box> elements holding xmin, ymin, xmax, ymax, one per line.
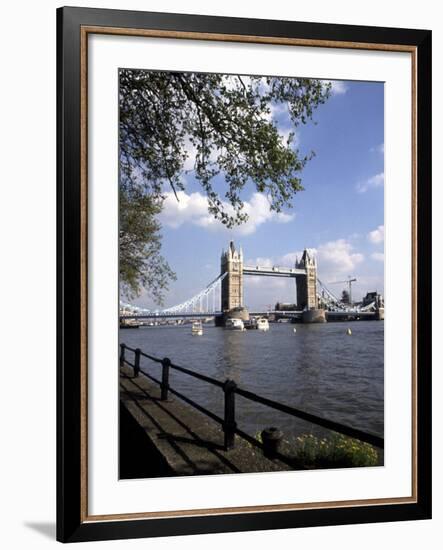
<box><xmin>120</xmin><ymin>365</ymin><xmax>291</xmax><ymax>476</ymax></box>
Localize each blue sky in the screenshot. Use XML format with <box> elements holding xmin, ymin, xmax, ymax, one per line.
<box><xmin>133</xmin><ymin>77</ymin><xmax>384</xmax><ymax>310</ymax></box>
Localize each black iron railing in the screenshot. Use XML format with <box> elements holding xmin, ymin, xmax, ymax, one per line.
<box><xmin>120</xmin><ymin>343</ymin><xmax>384</xmax><ymax>457</ymax></box>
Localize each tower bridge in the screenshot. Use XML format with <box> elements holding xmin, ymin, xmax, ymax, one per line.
<box><xmin>220</xmin><ymin>241</ymin><xmax>320</xmax><ymax>324</ymax></box>
<box><xmin>120</xmin><ymin>240</ymin><xmax>383</xmax><ymax>323</ymax></box>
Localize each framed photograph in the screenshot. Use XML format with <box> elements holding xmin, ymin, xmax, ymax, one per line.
<box><xmin>57</xmin><ymin>6</ymin><xmax>432</xmax><ymax>543</ymax></box>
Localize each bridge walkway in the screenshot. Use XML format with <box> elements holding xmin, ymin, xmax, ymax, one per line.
<box><xmin>120</xmin><ymin>365</ymin><xmax>291</xmax><ymax>477</ymax></box>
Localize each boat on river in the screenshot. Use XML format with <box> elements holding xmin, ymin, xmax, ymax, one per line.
<box><xmin>225</xmin><ymin>318</ymin><xmax>245</xmax><ymax>331</ymax></box>
<box><xmin>120</xmin><ymin>319</ymin><xmax>141</xmax><ymax>329</ymax></box>
<box><xmin>256</xmin><ymin>318</ymin><xmax>270</xmax><ymax>331</ymax></box>
<box><xmin>191</xmin><ymin>321</ymin><xmax>203</xmax><ymax>336</ymax></box>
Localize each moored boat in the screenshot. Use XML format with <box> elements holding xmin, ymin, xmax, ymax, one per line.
<box><xmin>244</xmin><ymin>318</ymin><xmax>258</xmax><ymax>330</ymax></box>
<box><xmin>256</xmin><ymin>318</ymin><xmax>270</xmax><ymax>331</ymax></box>
<box><xmin>191</xmin><ymin>321</ymin><xmax>203</xmax><ymax>336</ymax></box>
<box><xmin>120</xmin><ymin>319</ymin><xmax>141</xmax><ymax>329</ymax></box>
<box><xmin>225</xmin><ymin>318</ymin><xmax>245</xmax><ymax>331</ymax></box>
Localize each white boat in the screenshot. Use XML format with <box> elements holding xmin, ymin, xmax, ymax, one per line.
<box><xmin>225</xmin><ymin>318</ymin><xmax>245</xmax><ymax>331</ymax></box>
<box><xmin>191</xmin><ymin>321</ymin><xmax>203</xmax><ymax>336</ymax></box>
<box><xmin>256</xmin><ymin>318</ymin><xmax>270</xmax><ymax>331</ymax></box>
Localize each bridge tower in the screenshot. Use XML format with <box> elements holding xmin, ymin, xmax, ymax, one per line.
<box><xmin>296</xmin><ymin>249</ymin><xmax>318</xmax><ymax>310</ymax></box>
<box><xmin>220</xmin><ymin>241</ymin><xmax>244</xmax><ymax>311</ymax></box>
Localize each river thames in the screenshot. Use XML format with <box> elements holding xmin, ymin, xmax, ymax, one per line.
<box><xmin>120</xmin><ymin>321</ymin><xmax>384</xmax><ymax>442</ymax></box>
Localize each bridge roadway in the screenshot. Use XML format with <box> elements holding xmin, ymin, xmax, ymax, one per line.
<box><xmin>121</xmin><ymin>310</ymin><xmax>379</xmax><ymax>321</ymax></box>
<box><xmin>243</xmin><ymin>265</ymin><xmax>306</xmax><ymax>277</ymax></box>
<box><xmin>122</xmin><ymin>311</ymin><xmax>301</xmax><ymax>320</ymax></box>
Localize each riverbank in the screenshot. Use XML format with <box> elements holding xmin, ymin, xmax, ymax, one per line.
<box><xmin>120</xmin><ymin>363</ymin><xmax>382</xmax><ymax>479</ymax></box>
<box><xmin>120</xmin><ymin>365</ymin><xmax>294</xmax><ymax>477</ymax></box>
<box><xmin>119</xmin><ymin>401</ymin><xmax>172</xmax><ymax>479</ymax></box>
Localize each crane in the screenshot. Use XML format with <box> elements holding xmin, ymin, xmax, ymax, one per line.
<box><xmin>328</xmin><ymin>276</ymin><xmax>357</xmax><ymax>305</ymax></box>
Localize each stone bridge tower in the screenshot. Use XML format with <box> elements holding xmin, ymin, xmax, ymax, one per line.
<box><xmin>296</xmin><ymin>249</ymin><xmax>318</xmax><ymax>310</ymax></box>
<box><xmin>220</xmin><ymin>241</ymin><xmax>244</xmax><ymax>311</ymax></box>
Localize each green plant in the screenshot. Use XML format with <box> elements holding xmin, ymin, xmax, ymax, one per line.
<box><xmin>254</xmin><ymin>431</ymin><xmax>263</xmax><ymax>444</ymax></box>
<box><xmin>293</xmin><ymin>433</ymin><xmax>379</xmax><ymax>469</ymax></box>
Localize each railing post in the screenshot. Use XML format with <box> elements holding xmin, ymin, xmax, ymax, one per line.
<box><xmin>261</xmin><ymin>427</ymin><xmax>283</xmax><ymax>459</ymax></box>
<box><xmin>223</xmin><ymin>379</ymin><xmax>237</xmax><ymax>450</ymax></box>
<box><xmin>161</xmin><ymin>358</ymin><xmax>171</xmax><ymax>401</ymax></box>
<box><xmin>134</xmin><ymin>348</ymin><xmax>141</xmax><ymax>377</ymax></box>
<box><xmin>119</xmin><ymin>343</ymin><xmax>126</xmax><ymax>367</ymax></box>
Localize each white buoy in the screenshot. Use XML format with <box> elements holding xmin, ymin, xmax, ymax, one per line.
<box><xmin>346</xmin><ymin>328</ymin><xmax>352</xmax><ymax>336</ymax></box>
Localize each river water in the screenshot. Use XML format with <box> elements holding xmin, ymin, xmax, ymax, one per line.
<box><xmin>120</xmin><ymin>321</ymin><xmax>384</xmax><ymax>441</ymax></box>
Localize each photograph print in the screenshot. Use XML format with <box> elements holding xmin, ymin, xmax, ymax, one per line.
<box><xmin>118</xmin><ymin>69</ymin><xmax>384</xmax><ymax>479</ymax></box>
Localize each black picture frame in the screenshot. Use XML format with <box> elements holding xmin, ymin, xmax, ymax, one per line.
<box><xmin>57</xmin><ymin>6</ymin><xmax>432</xmax><ymax>543</ymax></box>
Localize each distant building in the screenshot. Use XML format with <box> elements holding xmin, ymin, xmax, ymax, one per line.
<box><xmin>362</xmin><ymin>291</ymin><xmax>384</xmax><ymax>307</ymax></box>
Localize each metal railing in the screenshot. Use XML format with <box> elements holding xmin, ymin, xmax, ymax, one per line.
<box><xmin>120</xmin><ymin>343</ymin><xmax>384</xmax><ymax>458</ymax></box>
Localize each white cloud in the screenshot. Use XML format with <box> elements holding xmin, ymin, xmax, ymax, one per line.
<box><xmin>239</xmin><ymin>232</ymin><xmax>386</xmax><ymax>304</ymax></box>
<box><xmin>221</xmin><ymin>74</ymin><xmax>253</xmax><ymax>91</ymax></box>
<box><xmin>278</xmin><ymin>126</ymin><xmax>300</xmax><ymax>148</ymax></box>
<box><xmin>159</xmin><ymin>191</ymin><xmax>294</xmax><ymax>236</ymax></box>
<box><xmin>279</xmin><ymin>251</ymin><xmax>304</xmax><ymax>266</ymax></box>
<box><xmin>371</xmin><ymin>252</ymin><xmax>384</xmax><ymax>262</ymax></box>
<box><xmin>352</xmin><ymin>273</ymin><xmax>385</xmax><ymax>302</ymax></box>
<box><xmin>243</xmin><ymin>256</ymin><xmax>293</xmax><ymax>308</ymax></box>
<box><xmin>244</xmin><ymin>276</ymin><xmax>287</xmax><ymax>290</ymax></box>
<box><xmin>328</xmin><ymin>80</ymin><xmax>348</xmax><ymax>95</ymax></box>
<box><xmin>356</xmin><ymin>172</ymin><xmax>384</xmax><ymax>193</ymax></box>
<box><xmin>262</xmin><ymin>101</ymin><xmax>285</xmax><ymax>122</ymax></box>
<box><xmin>370</xmin><ymin>143</ymin><xmax>384</xmax><ymax>154</ymax></box>
<box><xmin>315</xmin><ymin>239</ymin><xmax>369</xmax><ymax>300</ymax></box>
<box><xmin>245</xmin><ymin>256</ymin><xmax>274</xmax><ymax>268</ymax></box>
<box><xmin>368</xmin><ymin>225</ymin><xmax>384</xmax><ymax>244</ymax></box>
<box><xmin>246</xmin><ymin>239</ymin><xmax>364</xmax><ymax>282</ymax></box>
<box><xmin>243</xmin><ymin>277</ymin><xmax>295</xmax><ymax>310</ymax></box>
<box><xmin>182</xmin><ymin>137</ymin><xmax>198</xmax><ymax>171</ymax></box>
<box><xmin>316</xmin><ymin>239</ymin><xmax>364</xmax><ymax>276</ymax></box>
